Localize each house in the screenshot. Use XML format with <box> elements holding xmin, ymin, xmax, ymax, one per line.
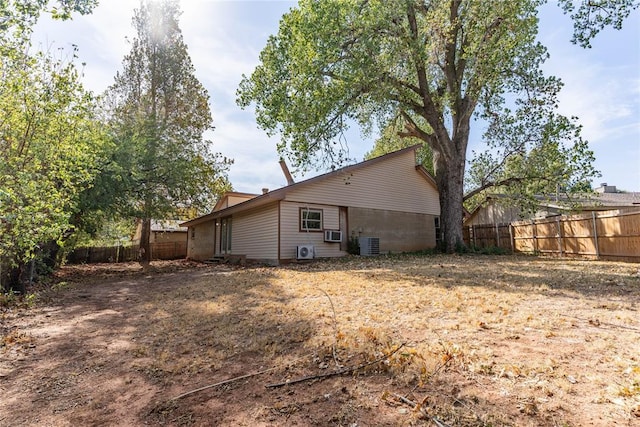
<box><xmin>181</xmin><ymin>146</ymin><xmax>441</xmax><ymax>264</ymax></box>
<box><xmin>464</xmin><ymin>183</ymin><xmax>640</xmax><ymax>227</ymax></box>
<box><xmin>132</xmin><ymin>219</ymin><xmax>188</xmax><ymax>244</ymax></box>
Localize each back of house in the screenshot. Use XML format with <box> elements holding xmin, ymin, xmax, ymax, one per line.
<box><xmin>182</xmin><ymin>146</ymin><xmax>440</xmax><ymax>264</ymax></box>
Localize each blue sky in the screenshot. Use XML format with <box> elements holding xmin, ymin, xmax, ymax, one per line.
<box><xmin>33</xmin><ymin>0</ymin><xmax>640</xmax><ymax>193</ymax></box>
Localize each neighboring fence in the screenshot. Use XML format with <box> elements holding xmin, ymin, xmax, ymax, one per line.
<box><xmin>464</xmin><ymin>223</ymin><xmax>513</xmax><ymax>252</ymax></box>
<box><xmin>67</xmin><ymin>242</ymin><xmax>187</xmax><ymax>264</ymax></box>
<box><xmin>464</xmin><ymin>208</ymin><xmax>640</xmax><ymax>262</ymax></box>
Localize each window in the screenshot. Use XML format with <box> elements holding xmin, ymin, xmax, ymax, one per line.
<box><xmin>434</xmin><ymin>217</ymin><xmax>441</xmax><ymax>245</ymax></box>
<box><xmin>300</xmin><ymin>208</ymin><xmax>323</xmax><ymax>231</ymax></box>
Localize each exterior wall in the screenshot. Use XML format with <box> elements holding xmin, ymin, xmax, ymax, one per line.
<box><xmin>186</xmin><ymin>148</ymin><xmax>441</xmax><ymax>264</ymax></box>
<box><xmin>151</xmin><ymin>231</ymin><xmax>187</xmax><ymax>244</ymax></box>
<box><xmin>285</xmin><ymin>149</ymin><xmax>440</xmax><ymax>216</ymax></box>
<box><xmin>349</xmin><ymin>207</ymin><xmax>437</xmax><ymax>252</ymax></box>
<box><xmin>187</xmin><ymin>221</ymin><xmax>216</xmax><ymax>260</ymax></box>
<box><xmin>231</xmin><ymin>202</ymin><xmax>279</xmax><ymax>261</ymax></box>
<box><xmin>279</xmin><ymin>201</ymin><xmax>345</xmax><ymax>260</ymax></box>
<box><xmin>219</xmin><ymin>194</ymin><xmax>256</xmax><ymax>210</ymax></box>
<box><xmin>466</xmin><ymin>202</ymin><xmax>524</xmax><ymax>226</ymax></box>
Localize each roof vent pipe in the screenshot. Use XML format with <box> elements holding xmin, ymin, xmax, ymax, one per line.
<box><xmin>279</xmin><ymin>159</ymin><xmax>295</xmax><ymax>185</ymax></box>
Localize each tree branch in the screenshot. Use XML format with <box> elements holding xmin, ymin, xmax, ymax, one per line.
<box><xmin>399</xmin><ymin>110</ymin><xmax>433</xmax><ymax>144</ymax></box>
<box><xmin>265</xmin><ymin>343</ymin><xmax>406</xmax><ymax>388</ymax></box>
<box><xmin>406</xmin><ymin>3</ymin><xmax>453</xmax><ymax>160</ymax></box>
<box><xmin>463</xmin><ymin>177</ymin><xmax>525</xmax><ymax>201</ymax></box>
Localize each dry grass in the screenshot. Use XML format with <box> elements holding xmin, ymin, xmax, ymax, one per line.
<box><xmin>1</xmin><ymin>255</ymin><xmax>639</xmax><ymax>426</ymax></box>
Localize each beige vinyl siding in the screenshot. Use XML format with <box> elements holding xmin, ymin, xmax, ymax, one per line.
<box><xmin>231</xmin><ymin>202</ymin><xmax>279</xmax><ymax>260</ymax></box>
<box><xmin>466</xmin><ymin>201</ymin><xmax>523</xmax><ymax>226</ymax></box>
<box><xmin>152</xmin><ymin>231</ymin><xmax>187</xmax><ymax>244</ymax></box>
<box><xmin>280</xmin><ymin>202</ymin><xmax>345</xmax><ymax>259</ymax></box>
<box><xmin>226</xmin><ymin>194</ymin><xmax>255</xmax><ymax>207</ymax></box>
<box><xmin>215</xmin><ymin>194</ymin><xmax>256</xmax><ymax>211</ymax></box>
<box><xmin>285</xmin><ymin>150</ymin><xmax>439</xmax><ymax>215</ymax></box>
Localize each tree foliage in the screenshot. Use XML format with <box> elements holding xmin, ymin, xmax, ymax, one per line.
<box><xmin>105</xmin><ymin>0</ymin><xmax>231</xmax><ymax>263</ymax></box>
<box><xmin>0</xmin><ymin>0</ymin><xmax>102</xmax><ymax>291</ymax></box>
<box><xmin>557</xmin><ymin>0</ymin><xmax>639</xmax><ymax>48</ymax></box>
<box><xmin>238</xmin><ymin>0</ymin><xmax>598</xmax><ymax>252</ymax></box>
<box><xmin>0</xmin><ymin>0</ymin><xmax>97</xmax><ymax>41</ymax></box>
<box><xmin>364</xmin><ymin>116</ymin><xmax>434</xmax><ymax>175</ymax></box>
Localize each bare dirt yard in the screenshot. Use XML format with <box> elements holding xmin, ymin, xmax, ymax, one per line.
<box><xmin>1</xmin><ymin>254</ymin><xmax>639</xmax><ymax>426</ymax></box>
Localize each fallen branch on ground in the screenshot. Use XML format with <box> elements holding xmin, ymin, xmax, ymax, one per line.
<box><xmin>319</xmin><ymin>288</ymin><xmax>341</xmax><ymax>369</ymax></box>
<box><xmin>171</xmin><ymin>366</ymin><xmax>280</xmax><ymax>400</ymax></box>
<box><xmin>265</xmin><ymin>343</ymin><xmax>406</xmax><ymax>388</ymax></box>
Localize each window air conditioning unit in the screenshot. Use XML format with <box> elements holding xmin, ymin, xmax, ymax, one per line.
<box><xmin>296</xmin><ymin>245</ymin><xmax>314</xmax><ymax>260</ymax></box>
<box><xmin>324</xmin><ymin>230</ymin><xmax>342</xmax><ymax>243</ymax></box>
<box><xmin>359</xmin><ymin>237</ymin><xmax>380</xmax><ymax>256</ymax></box>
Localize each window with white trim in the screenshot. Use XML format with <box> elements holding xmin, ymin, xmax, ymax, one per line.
<box><xmin>300</xmin><ymin>208</ymin><xmax>323</xmax><ymax>232</ymax></box>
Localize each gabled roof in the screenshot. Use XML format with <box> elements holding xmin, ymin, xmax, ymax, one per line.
<box><xmin>212</xmin><ymin>191</ymin><xmax>259</xmax><ymax>212</ymax></box>
<box><xmin>182</xmin><ymin>145</ymin><xmax>435</xmax><ymax>227</ymax></box>
<box><xmin>533</xmin><ymin>192</ymin><xmax>640</xmax><ymax>210</ymax></box>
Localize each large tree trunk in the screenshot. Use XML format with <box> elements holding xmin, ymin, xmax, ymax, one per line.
<box><xmin>139</xmin><ymin>218</ymin><xmax>152</xmax><ymax>266</ymax></box>
<box><xmin>434</xmin><ymin>151</ymin><xmax>466</xmax><ymax>253</ymax></box>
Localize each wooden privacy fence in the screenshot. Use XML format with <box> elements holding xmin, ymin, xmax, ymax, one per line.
<box><xmin>67</xmin><ymin>242</ymin><xmax>187</xmax><ymax>264</ymax></box>
<box><xmin>465</xmin><ymin>208</ymin><xmax>640</xmax><ymax>262</ymax></box>
<box><xmin>464</xmin><ymin>223</ymin><xmax>514</xmax><ymax>251</ymax></box>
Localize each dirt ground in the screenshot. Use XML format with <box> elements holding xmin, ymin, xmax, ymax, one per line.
<box><xmin>1</xmin><ymin>254</ymin><xmax>639</xmax><ymax>426</ymax></box>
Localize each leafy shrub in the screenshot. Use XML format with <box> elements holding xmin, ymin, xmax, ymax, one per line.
<box><xmin>347</xmin><ymin>235</ymin><xmax>360</xmax><ymax>255</ymax></box>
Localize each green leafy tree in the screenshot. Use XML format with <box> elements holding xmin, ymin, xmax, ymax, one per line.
<box><xmin>105</xmin><ymin>0</ymin><xmax>231</xmax><ymax>264</ymax></box>
<box><xmin>0</xmin><ymin>0</ymin><xmax>101</xmax><ymax>291</ymax></box>
<box><xmin>1</xmin><ymin>0</ymin><xmax>104</xmax><ymax>292</ymax></box>
<box><xmin>365</xmin><ymin>115</ymin><xmax>434</xmax><ymax>175</ymax></box>
<box><xmin>557</xmin><ymin>0</ymin><xmax>639</xmax><ymax>47</ymax></box>
<box><xmin>0</xmin><ymin>0</ymin><xmax>97</xmax><ymax>37</ymax></box>
<box><xmin>238</xmin><ymin>0</ymin><xmax>598</xmax><ymax>252</ymax></box>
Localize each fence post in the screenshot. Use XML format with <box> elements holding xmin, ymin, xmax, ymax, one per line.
<box><xmin>533</xmin><ymin>220</ymin><xmax>538</xmax><ymax>254</ymax></box>
<box><xmin>472</xmin><ymin>225</ymin><xmax>476</xmax><ymax>247</ymax></box>
<box><xmin>495</xmin><ymin>223</ymin><xmax>500</xmax><ymax>248</ymax></box>
<box><xmin>556</xmin><ymin>217</ymin><xmax>563</xmax><ymax>257</ymax></box>
<box><xmin>509</xmin><ymin>224</ymin><xmax>514</xmax><ymax>253</ymax></box>
<box><xmin>592</xmin><ymin>211</ymin><xmax>600</xmax><ymax>259</ymax></box>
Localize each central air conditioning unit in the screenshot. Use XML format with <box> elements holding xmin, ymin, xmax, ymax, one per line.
<box><xmin>324</xmin><ymin>230</ymin><xmax>342</xmax><ymax>243</ymax></box>
<box><xmin>359</xmin><ymin>237</ymin><xmax>380</xmax><ymax>256</ymax></box>
<box><xmin>296</xmin><ymin>245</ymin><xmax>314</xmax><ymax>260</ymax></box>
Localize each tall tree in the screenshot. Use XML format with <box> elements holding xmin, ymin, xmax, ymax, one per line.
<box><xmin>238</xmin><ymin>0</ymin><xmax>597</xmax><ymax>252</ymax></box>
<box><xmin>1</xmin><ymin>0</ymin><xmax>102</xmax><ymax>291</ymax></box>
<box><xmin>105</xmin><ymin>0</ymin><xmax>230</xmax><ymax>264</ymax></box>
